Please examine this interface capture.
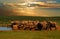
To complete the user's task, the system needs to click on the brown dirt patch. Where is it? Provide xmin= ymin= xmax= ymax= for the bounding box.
xmin=57 ymin=26 xmax=60 ymax=30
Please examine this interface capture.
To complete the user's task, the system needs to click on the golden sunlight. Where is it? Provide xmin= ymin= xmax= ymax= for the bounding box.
xmin=12 ymin=8 xmax=42 ymax=16
xmin=36 ymin=2 xmax=46 ymax=5
xmin=24 ymin=0 xmax=36 ymax=2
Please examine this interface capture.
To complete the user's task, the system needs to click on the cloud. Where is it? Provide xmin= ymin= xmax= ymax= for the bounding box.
xmin=46 ymin=0 xmax=57 ymax=3
xmin=2 ymin=2 xmax=60 ymax=8
xmin=0 ymin=2 xmax=60 ymax=16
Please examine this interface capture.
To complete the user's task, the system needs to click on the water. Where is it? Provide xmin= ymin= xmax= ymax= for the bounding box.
xmin=0 ymin=27 xmax=12 ymax=30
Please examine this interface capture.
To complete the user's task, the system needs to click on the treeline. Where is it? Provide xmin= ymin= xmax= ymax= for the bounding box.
xmin=0 ymin=16 xmax=60 ymax=24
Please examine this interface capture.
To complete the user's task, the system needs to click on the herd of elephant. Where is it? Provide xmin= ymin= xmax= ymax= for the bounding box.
xmin=9 ymin=20 xmax=57 ymax=31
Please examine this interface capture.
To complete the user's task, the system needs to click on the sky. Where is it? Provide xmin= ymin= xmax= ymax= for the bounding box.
xmin=0 ymin=0 xmax=60 ymax=3
xmin=0 ymin=0 xmax=60 ymax=16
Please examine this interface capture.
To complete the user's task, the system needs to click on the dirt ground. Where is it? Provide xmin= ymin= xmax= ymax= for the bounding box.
xmin=57 ymin=26 xmax=60 ymax=30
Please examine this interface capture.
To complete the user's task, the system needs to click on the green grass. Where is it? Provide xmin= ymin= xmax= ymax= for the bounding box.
xmin=0 ymin=30 xmax=60 ymax=39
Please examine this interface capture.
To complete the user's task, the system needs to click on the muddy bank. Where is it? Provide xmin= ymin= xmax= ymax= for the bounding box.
xmin=0 ymin=24 xmax=9 ymax=27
